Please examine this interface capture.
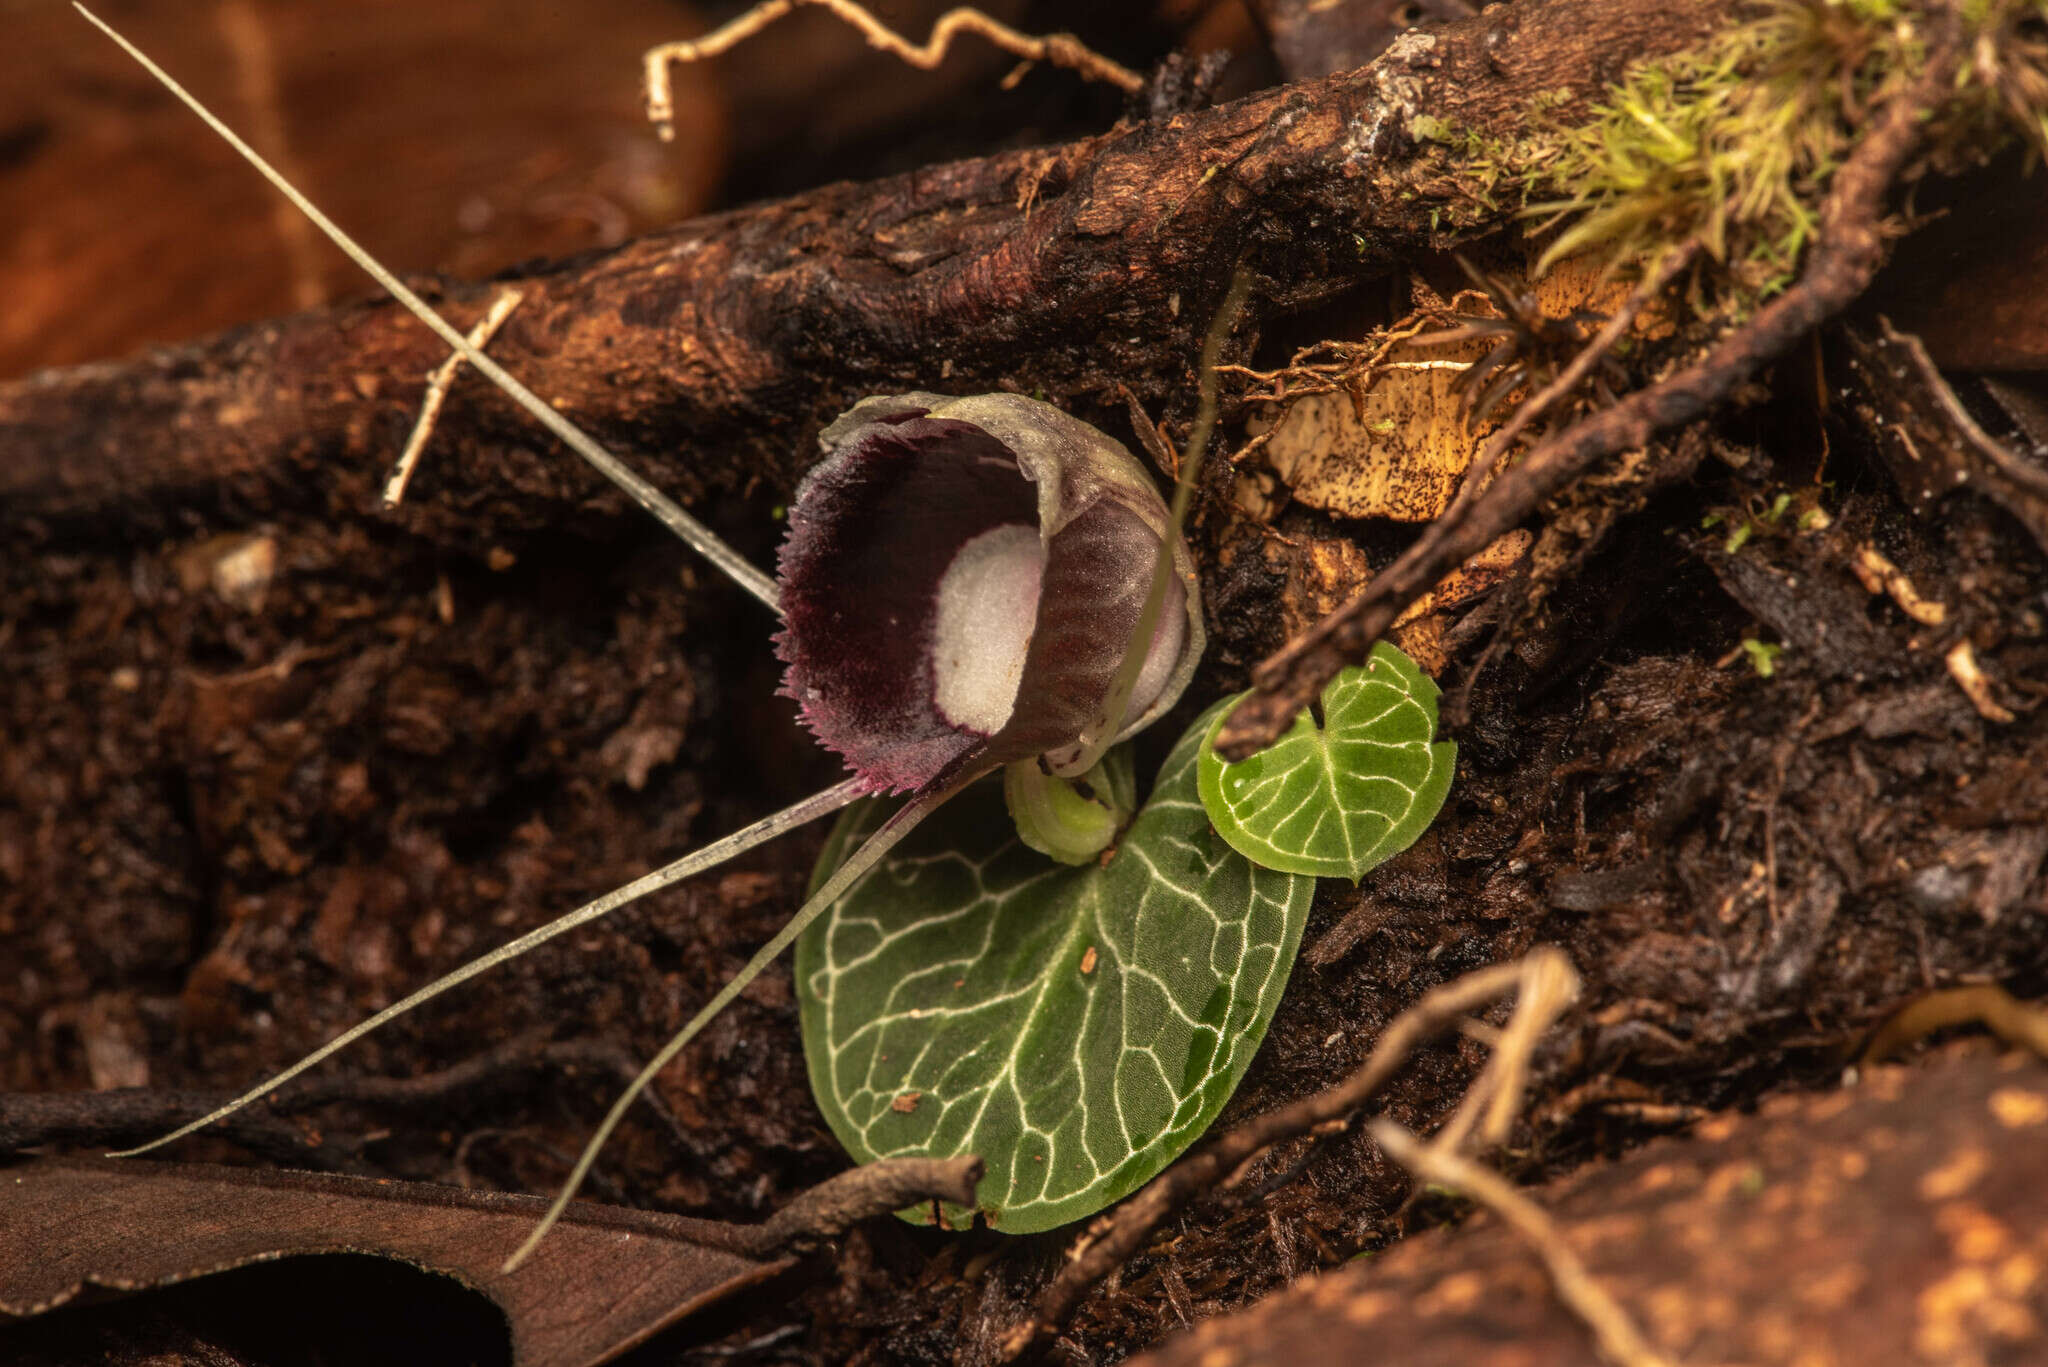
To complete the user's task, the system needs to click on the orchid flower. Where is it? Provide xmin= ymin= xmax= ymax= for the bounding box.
xmin=80 ymin=6 xmax=1220 ymax=1269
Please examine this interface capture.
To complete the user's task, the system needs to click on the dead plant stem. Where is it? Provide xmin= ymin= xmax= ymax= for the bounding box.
xmin=643 ymin=1 xmax=1141 ymax=140
xmin=1216 ymin=36 xmax=1966 ymax=760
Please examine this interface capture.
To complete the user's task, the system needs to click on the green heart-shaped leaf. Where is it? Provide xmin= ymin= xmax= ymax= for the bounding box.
xmin=797 ymin=703 xmax=1315 ymax=1233
xmin=1196 ymin=643 xmax=1456 ymax=880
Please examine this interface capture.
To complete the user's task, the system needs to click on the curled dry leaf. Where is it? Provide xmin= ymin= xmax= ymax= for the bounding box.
xmin=0 ymin=1155 xmax=974 ymax=1367
xmin=0 ymin=1158 xmax=773 ymax=1367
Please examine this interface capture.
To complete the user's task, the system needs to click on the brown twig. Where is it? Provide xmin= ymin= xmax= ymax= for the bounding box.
xmin=1000 ymin=949 xmax=1579 ymax=1358
xmin=1456 ymin=242 xmax=1699 ymax=506
xmin=1214 ymin=40 xmax=1965 ymax=760
xmin=1371 ymin=1122 xmax=1676 ymax=1367
xmin=642 ymin=1 xmax=1142 ymax=140
xmin=383 ymin=288 xmax=523 ymax=507
xmin=737 ymin=1155 xmax=984 ymax=1256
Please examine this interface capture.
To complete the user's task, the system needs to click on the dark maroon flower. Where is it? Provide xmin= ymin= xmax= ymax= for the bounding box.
xmin=776 ymin=393 xmax=1204 ymax=794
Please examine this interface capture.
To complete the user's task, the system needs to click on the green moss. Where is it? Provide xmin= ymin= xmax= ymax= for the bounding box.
xmin=1417 ymin=0 xmax=2048 ymax=295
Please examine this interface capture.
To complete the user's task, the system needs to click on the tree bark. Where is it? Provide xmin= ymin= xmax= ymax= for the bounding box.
xmin=1129 ymin=1045 xmax=2048 ymax=1367
xmin=1 ymin=0 xmax=1732 ymax=533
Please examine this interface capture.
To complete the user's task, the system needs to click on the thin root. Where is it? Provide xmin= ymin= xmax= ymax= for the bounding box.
xmin=1002 ymin=949 xmax=1582 ymax=1359
xmin=1947 ymin=640 xmax=2016 ymax=723
xmin=1372 ymin=1123 xmax=1676 ymax=1367
xmin=643 ymin=1 xmax=1142 ymax=141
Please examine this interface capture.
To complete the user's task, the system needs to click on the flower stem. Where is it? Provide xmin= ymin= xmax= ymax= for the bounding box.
xmin=1054 ymin=267 xmax=1253 ymax=777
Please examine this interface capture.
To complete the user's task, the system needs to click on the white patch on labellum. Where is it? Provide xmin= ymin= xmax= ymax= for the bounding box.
xmin=932 ymin=523 xmax=1045 ymax=734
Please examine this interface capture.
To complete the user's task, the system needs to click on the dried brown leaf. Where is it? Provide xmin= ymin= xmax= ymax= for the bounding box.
xmin=0 ymin=1158 xmax=782 ymax=1367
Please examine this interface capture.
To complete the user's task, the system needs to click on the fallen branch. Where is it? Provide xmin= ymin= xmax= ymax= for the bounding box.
xmin=1001 ymin=949 xmax=1580 ymax=1358
xmin=1214 ymin=33 xmax=1967 ymax=759
xmin=1 ymin=0 xmax=1733 ymax=530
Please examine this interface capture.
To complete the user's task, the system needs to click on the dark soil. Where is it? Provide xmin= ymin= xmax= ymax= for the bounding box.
xmin=6 ymin=353 xmax=2047 ymax=1364
xmin=5 ymin=3 xmax=2048 ymax=1364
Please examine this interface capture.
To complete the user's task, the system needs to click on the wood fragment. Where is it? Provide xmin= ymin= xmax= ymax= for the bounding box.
xmin=384 ymin=288 xmax=523 ymax=507
xmin=642 ymin=1 xmax=1142 ymax=141
xmin=1215 ymin=39 xmax=1967 ymax=759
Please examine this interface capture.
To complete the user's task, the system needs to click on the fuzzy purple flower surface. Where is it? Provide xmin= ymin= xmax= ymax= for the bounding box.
xmin=776 ymin=393 xmax=1205 ymax=794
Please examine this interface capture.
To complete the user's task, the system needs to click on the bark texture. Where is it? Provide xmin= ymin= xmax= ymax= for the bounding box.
xmin=0 ymin=0 xmax=1732 ymax=536
xmin=1131 ymin=1045 xmax=2048 ymax=1367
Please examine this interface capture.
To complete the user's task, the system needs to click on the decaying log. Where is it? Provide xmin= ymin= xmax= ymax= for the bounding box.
xmin=1 ymin=0 xmax=1732 ymax=534
xmin=1130 ymin=1045 xmax=2048 ymax=1367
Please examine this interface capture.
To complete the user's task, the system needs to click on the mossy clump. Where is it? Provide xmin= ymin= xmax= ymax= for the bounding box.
xmin=1424 ymin=0 xmax=2048 ymax=296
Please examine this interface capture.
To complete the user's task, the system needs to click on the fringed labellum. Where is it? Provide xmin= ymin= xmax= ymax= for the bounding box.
xmin=777 ymin=392 xmax=1205 ymax=796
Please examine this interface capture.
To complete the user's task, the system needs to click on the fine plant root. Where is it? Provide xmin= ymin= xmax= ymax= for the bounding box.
xmin=385 ymin=288 xmax=523 ymax=507
xmin=1371 ymin=1123 xmax=1675 ymax=1367
xmin=642 ymin=0 xmax=1143 ymax=141
xmin=1946 ymin=640 xmax=2019 ymax=724
xmin=1860 ymin=984 xmax=2048 ymax=1065
xmin=1002 ymin=948 xmax=1582 ymax=1358
xmin=1214 ymin=24 xmax=1970 ymax=761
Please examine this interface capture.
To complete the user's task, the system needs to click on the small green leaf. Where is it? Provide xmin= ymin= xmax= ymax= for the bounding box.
xmin=798 ymin=704 xmax=1315 ymax=1233
xmin=1196 ymin=643 xmax=1456 ymax=881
